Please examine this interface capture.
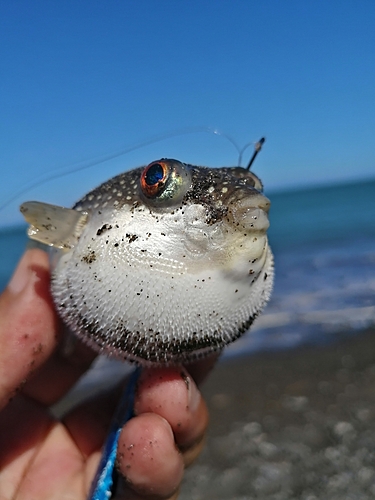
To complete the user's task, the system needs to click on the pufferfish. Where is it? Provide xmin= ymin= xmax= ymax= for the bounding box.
xmin=20 ymin=155 xmax=274 ymax=365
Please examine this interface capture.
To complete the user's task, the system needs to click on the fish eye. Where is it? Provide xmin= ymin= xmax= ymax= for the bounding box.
xmin=140 ymin=161 xmax=168 ymax=197
xmin=140 ymin=159 xmax=192 ymax=207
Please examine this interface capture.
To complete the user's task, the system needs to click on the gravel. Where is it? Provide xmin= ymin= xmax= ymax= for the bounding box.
xmin=180 ymin=329 xmax=375 ymax=499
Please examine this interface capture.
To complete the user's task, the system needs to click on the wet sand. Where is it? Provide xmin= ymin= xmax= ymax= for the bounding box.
xmin=181 ymin=328 xmax=375 ymax=499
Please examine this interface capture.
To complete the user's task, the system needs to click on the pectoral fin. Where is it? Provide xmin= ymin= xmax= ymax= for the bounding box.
xmin=20 ymin=201 xmax=89 ymax=250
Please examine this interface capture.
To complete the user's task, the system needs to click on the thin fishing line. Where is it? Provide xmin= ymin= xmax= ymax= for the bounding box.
xmin=0 ymin=126 xmax=242 ymax=211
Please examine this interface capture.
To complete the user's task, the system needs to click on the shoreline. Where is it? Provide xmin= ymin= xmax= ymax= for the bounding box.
xmin=181 ymin=327 xmax=375 ymax=499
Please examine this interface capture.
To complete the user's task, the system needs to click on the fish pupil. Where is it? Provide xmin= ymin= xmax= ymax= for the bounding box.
xmin=145 ymin=163 xmax=164 ymax=186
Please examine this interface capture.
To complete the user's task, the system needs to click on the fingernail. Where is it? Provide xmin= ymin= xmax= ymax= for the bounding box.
xmin=8 ymin=252 xmax=33 ymax=295
xmin=187 ymin=374 xmax=201 ymax=413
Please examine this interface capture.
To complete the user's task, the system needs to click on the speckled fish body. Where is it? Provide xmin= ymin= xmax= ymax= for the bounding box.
xmin=21 ymin=159 xmax=273 ymax=365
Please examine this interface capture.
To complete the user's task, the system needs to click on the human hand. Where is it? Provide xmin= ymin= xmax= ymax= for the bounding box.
xmin=0 ymin=249 xmax=216 ymax=499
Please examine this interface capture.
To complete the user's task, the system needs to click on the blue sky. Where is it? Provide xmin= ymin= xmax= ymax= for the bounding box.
xmin=1 ymin=1 xmax=374 ymax=226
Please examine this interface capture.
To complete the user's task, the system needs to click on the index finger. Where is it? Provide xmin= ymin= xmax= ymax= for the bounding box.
xmin=0 ymin=249 xmax=59 ymax=409
xmin=0 ymin=249 xmax=96 ymax=409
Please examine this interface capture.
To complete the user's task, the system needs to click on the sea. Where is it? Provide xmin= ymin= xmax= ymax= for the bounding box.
xmin=0 ymin=177 xmax=374 ymax=360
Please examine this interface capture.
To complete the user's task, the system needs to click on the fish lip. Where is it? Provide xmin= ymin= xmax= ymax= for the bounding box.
xmin=229 ymin=194 xmax=271 ymax=231
xmin=245 ymin=193 xmax=271 ymax=212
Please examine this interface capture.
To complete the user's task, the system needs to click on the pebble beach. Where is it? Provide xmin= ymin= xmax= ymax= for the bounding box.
xmin=181 ymin=328 xmax=375 ymax=500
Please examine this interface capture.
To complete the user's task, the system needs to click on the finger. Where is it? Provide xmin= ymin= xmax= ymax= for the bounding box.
xmin=62 ymin=362 xmax=215 ymax=495
xmin=0 ymin=249 xmax=60 ymax=410
xmin=134 ymin=367 xmax=209 ymax=463
xmin=63 ymin=368 xmax=205 ymax=498
xmin=0 ymin=395 xmax=89 ymax=500
xmin=0 ymin=395 xmax=54 ymax=499
xmin=116 ymin=413 xmax=184 ymax=499
xmin=0 ymin=248 xmax=97 ymax=407
xmin=23 ymin=331 xmax=97 ymax=406
xmin=63 ymin=385 xmax=184 ymax=499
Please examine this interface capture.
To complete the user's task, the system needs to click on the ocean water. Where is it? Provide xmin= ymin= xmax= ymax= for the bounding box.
xmin=0 ymin=177 xmax=374 ymax=358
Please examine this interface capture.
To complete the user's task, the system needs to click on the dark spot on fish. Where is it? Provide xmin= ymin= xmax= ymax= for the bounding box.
xmin=96 ymin=223 xmax=112 ymax=236
xmin=82 ymin=251 xmax=97 ymax=264
xmin=42 ymin=223 xmax=56 ymax=231
xmin=126 ymin=233 xmax=138 ymax=243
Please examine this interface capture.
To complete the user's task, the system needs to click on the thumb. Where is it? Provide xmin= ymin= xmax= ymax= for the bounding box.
xmin=0 ymin=249 xmax=60 ymax=410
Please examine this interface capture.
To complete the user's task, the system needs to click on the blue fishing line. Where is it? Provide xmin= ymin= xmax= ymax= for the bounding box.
xmin=88 ymin=367 xmax=142 ymax=500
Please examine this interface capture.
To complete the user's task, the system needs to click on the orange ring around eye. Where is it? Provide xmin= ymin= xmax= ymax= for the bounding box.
xmin=140 ymin=161 xmax=169 ymax=197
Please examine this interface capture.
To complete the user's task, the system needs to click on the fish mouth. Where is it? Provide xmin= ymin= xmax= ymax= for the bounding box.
xmin=229 ymin=193 xmax=271 ymax=232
